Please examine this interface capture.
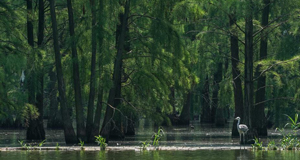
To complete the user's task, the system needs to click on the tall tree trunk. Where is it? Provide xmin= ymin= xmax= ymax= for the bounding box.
xmin=109 ymin=0 xmax=131 ymax=139
xmin=229 ymin=14 xmax=244 ymax=137
xmin=244 ymin=0 xmax=257 ymax=140
xmin=253 ymin=0 xmax=270 ymax=137
xmin=211 ymin=62 xmax=222 ymax=124
xmin=170 ymin=87 xmax=176 ymax=114
xmin=179 ymin=91 xmax=192 ymax=125
xmin=25 ymin=0 xmax=45 ymax=140
xmin=27 ymin=0 xmax=46 ymax=140
xmin=201 ymin=76 xmax=211 ymax=123
xmin=49 ymin=0 xmax=77 ymax=144
xmin=89 ymin=0 xmax=105 ymax=142
xmin=100 ymin=0 xmax=130 ymax=141
xmin=213 ymin=62 xmax=224 ymax=126
xmin=47 ymin=68 xmax=63 ymax=128
xmin=86 ymin=0 xmax=97 ymax=143
xmin=67 ymin=0 xmax=86 ymax=141
xmin=26 ymin=0 xmax=35 ymax=105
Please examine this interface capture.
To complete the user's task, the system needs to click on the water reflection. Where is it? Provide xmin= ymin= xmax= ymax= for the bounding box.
xmin=0 ymin=119 xmax=296 ymax=147
xmin=1 ymin=150 xmax=300 ymax=160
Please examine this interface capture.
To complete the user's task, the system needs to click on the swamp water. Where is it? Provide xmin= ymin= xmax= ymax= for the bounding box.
xmin=1 ymin=150 xmax=300 ymax=160
xmin=0 ymin=120 xmax=298 ymax=159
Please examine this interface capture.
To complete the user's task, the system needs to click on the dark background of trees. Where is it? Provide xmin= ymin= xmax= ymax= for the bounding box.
xmin=1 ymin=0 xmax=300 ymax=144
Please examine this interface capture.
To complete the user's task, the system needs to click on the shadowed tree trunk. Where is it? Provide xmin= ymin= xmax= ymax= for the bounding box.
xmin=201 ymin=76 xmax=211 ymax=123
xmin=26 ymin=0 xmax=35 ymax=107
xmin=26 ymin=0 xmax=45 ymax=140
xmin=100 ymin=0 xmax=130 ymax=141
xmin=229 ymin=14 xmax=244 ymax=137
xmin=49 ymin=0 xmax=77 ymax=144
xmin=47 ymin=68 xmax=63 ymax=128
xmin=86 ymin=0 xmax=97 ymax=143
xmin=211 ymin=62 xmax=222 ymax=124
xmin=89 ymin=0 xmax=105 ymax=142
xmin=67 ymin=0 xmax=86 ymax=141
xmin=244 ymin=0 xmax=257 ymax=141
xmin=170 ymin=87 xmax=175 ymax=114
xmin=213 ymin=62 xmax=225 ymax=126
xmin=179 ymin=91 xmax=192 ymax=125
xmin=109 ymin=0 xmax=132 ymax=139
xmin=253 ymin=0 xmax=270 ymax=137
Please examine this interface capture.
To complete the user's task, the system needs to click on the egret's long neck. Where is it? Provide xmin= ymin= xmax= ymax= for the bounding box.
xmin=237 ymin=119 xmax=240 ymax=129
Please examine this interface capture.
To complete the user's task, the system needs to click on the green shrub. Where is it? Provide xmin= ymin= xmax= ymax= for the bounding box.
xmin=95 ymin=135 xmax=107 ymax=150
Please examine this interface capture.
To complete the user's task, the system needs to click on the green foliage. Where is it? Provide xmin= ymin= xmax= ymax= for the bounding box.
xmin=152 ymin=127 xmax=164 ymax=147
xmin=252 ymin=137 xmax=263 ymax=150
xmin=284 ymin=114 xmax=300 ymax=130
xmin=172 ymin=1 xmax=205 ymax=21
xmin=95 ymin=135 xmax=107 ymax=150
xmin=141 ymin=141 xmax=150 ymax=150
xmin=39 ymin=139 xmax=46 ymax=147
xmin=56 ymin=143 xmax=60 ymax=150
xmin=22 ymin=104 xmax=40 ymax=128
xmin=272 ymin=114 xmax=300 ymax=150
xmin=267 ymin=140 xmax=277 ymax=150
xmin=18 ymin=140 xmax=27 ymax=149
xmin=79 ymin=139 xmax=84 ymax=150
xmin=280 ymin=135 xmax=298 ymax=150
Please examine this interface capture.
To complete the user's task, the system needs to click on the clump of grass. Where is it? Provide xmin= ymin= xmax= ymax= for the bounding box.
xmin=56 ymin=143 xmax=60 ymax=150
xmin=152 ymin=127 xmax=164 ymax=147
xmin=78 ymin=139 xmax=85 ymax=150
xmin=252 ymin=137 xmax=263 ymax=150
xmin=18 ymin=140 xmax=28 ymax=149
xmin=95 ymin=135 xmax=107 ymax=150
xmin=267 ymin=140 xmax=277 ymax=150
xmin=39 ymin=139 xmax=46 ymax=147
xmin=141 ymin=141 xmax=150 ymax=150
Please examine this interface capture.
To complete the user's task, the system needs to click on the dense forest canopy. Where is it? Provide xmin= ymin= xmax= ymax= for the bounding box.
xmin=1 ymin=0 xmax=300 ymax=143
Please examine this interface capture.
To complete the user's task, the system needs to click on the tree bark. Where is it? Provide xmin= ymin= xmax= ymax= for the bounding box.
xmin=67 ymin=0 xmax=86 ymax=141
xmin=109 ymin=0 xmax=132 ymax=139
xmin=211 ymin=62 xmax=222 ymax=124
xmin=26 ymin=0 xmax=35 ymax=105
xmin=244 ymin=0 xmax=257 ymax=140
xmin=49 ymin=0 xmax=77 ymax=144
xmin=89 ymin=0 xmax=105 ymax=142
xmin=86 ymin=0 xmax=97 ymax=143
xmin=229 ymin=14 xmax=244 ymax=137
xmin=213 ymin=62 xmax=224 ymax=126
xmin=26 ymin=0 xmax=46 ymax=140
xmin=100 ymin=0 xmax=130 ymax=141
xmin=201 ymin=76 xmax=211 ymax=123
xmin=47 ymin=68 xmax=63 ymax=128
xmin=179 ymin=91 xmax=192 ymax=125
xmin=253 ymin=0 xmax=270 ymax=136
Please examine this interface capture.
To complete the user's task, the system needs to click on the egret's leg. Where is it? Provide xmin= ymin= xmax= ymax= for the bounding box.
xmin=243 ymin=133 xmax=245 ymax=149
xmin=239 ymin=133 xmax=241 ymax=150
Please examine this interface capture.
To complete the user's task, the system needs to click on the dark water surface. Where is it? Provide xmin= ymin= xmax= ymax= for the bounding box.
xmin=0 ymin=120 xmax=288 ymax=147
xmin=1 ymin=119 xmax=299 ymax=159
xmin=0 ymin=150 xmax=300 ymax=160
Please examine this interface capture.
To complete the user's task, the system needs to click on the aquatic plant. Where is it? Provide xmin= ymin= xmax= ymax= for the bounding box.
xmin=95 ymin=135 xmax=107 ymax=150
xmin=56 ymin=143 xmax=60 ymax=150
xmin=79 ymin=139 xmax=85 ymax=150
xmin=267 ymin=140 xmax=277 ymax=150
xmin=18 ymin=140 xmax=27 ymax=149
xmin=284 ymin=114 xmax=300 ymax=131
xmin=252 ymin=137 xmax=263 ymax=150
xmin=280 ymin=135 xmax=299 ymax=150
xmin=275 ymin=114 xmax=300 ymax=150
xmin=153 ymin=127 xmax=164 ymax=147
xmin=141 ymin=141 xmax=150 ymax=150
xmin=39 ymin=139 xmax=46 ymax=147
